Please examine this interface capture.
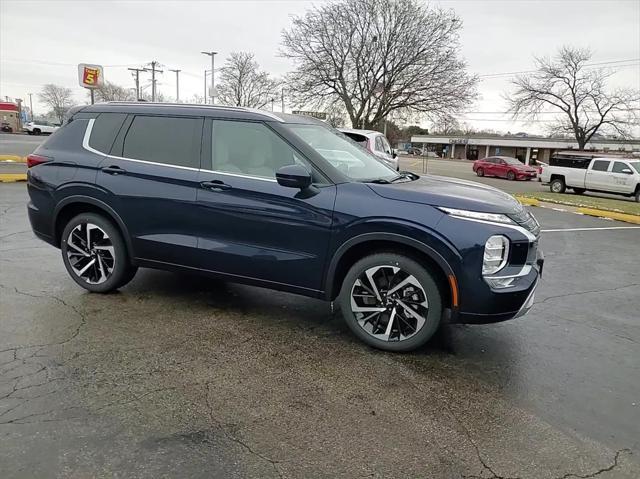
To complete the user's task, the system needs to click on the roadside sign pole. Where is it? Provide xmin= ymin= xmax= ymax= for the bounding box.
xmin=90 ymin=90 xmax=95 ymax=105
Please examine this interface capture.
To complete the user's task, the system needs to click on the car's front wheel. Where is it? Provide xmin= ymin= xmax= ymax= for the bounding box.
xmin=507 ymin=170 xmax=516 ymax=181
xmin=61 ymin=213 xmax=137 ymax=293
xmin=338 ymin=252 xmax=443 ymax=352
xmin=476 ymin=168 xmax=484 ymax=177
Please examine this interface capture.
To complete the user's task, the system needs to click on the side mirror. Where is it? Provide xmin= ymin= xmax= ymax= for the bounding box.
xmin=392 ymin=150 xmax=398 ymax=159
xmin=621 ymin=168 xmax=633 ymax=175
xmin=276 ymin=164 xmax=312 ymax=189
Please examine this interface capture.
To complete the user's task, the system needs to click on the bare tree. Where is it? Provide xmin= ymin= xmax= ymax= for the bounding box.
xmin=38 ymin=84 xmax=76 ymax=124
xmin=281 ymin=0 xmax=477 ymax=129
xmin=216 ymin=52 xmax=279 ymax=109
xmin=91 ymin=81 xmax=136 ymax=102
xmin=506 ymin=46 xmax=639 ymax=149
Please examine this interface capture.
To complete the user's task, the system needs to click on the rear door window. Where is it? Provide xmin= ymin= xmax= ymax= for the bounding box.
xmin=591 ymin=160 xmax=610 ymax=172
xmin=380 ymin=136 xmax=392 ymax=154
xmin=89 ymin=113 xmax=127 ymax=153
xmin=122 ymin=115 xmax=202 ymax=168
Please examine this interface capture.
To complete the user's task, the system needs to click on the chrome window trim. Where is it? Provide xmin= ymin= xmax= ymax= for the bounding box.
xmin=83 ymin=118 xmax=279 ymax=181
xmin=448 ymin=215 xmax=538 ymax=242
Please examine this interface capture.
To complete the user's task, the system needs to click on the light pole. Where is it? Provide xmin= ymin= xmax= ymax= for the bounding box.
xmin=169 ymin=69 xmax=181 ymax=102
xmin=28 ymin=93 xmax=33 ymax=121
xmin=201 ymin=51 xmax=218 ymax=104
xmin=204 ymin=69 xmax=211 ymax=104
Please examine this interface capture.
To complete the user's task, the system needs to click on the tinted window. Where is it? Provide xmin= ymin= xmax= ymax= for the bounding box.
xmin=123 ymin=116 xmax=202 ymax=168
xmin=90 ymin=113 xmax=127 ymax=153
xmin=612 ymin=162 xmax=630 ymax=173
xmin=210 ymin=120 xmax=305 ymax=179
xmin=343 ymin=132 xmax=368 ymax=147
xmin=375 ymin=136 xmax=384 ymax=152
xmin=591 ymin=160 xmax=610 ymax=172
xmin=549 ymin=156 xmax=591 ymax=169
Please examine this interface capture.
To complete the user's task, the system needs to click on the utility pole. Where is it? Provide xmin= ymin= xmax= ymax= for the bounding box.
xmin=128 ymin=67 xmax=147 ymax=100
xmin=201 ymin=51 xmax=217 ymax=104
xmin=204 ymin=69 xmax=210 ymax=104
xmin=148 ymin=61 xmax=163 ymax=102
xmin=169 ymin=69 xmax=181 ymax=102
xmin=281 ymin=88 xmax=285 ymax=113
xmin=28 ymin=93 xmax=33 ymax=121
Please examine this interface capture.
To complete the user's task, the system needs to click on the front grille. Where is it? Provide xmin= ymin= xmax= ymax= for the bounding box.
xmin=508 ymin=209 xmax=541 ymax=237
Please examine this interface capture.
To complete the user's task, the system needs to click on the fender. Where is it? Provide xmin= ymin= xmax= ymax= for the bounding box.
xmin=323 ymin=231 xmax=458 ymax=301
xmin=53 ymin=194 xmax=135 ymax=256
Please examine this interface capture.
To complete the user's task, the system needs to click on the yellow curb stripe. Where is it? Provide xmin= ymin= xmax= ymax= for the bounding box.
xmin=514 ymin=196 xmax=539 ymax=206
xmin=0 ymin=174 xmax=27 ymax=183
xmin=0 ymin=155 xmax=26 ymax=163
xmin=577 ymin=207 xmax=640 ymax=225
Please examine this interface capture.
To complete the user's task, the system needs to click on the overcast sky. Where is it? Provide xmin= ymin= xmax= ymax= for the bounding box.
xmin=1 ymin=0 xmax=638 ymax=134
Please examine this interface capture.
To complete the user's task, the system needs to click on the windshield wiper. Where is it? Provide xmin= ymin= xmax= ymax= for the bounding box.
xmin=366 ymin=178 xmax=392 ymax=184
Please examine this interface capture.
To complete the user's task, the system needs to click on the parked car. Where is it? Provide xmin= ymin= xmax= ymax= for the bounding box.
xmin=23 ymin=120 xmax=59 ymax=135
xmin=473 ymin=156 xmax=538 ymax=181
xmin=26 ymin=102 xmax=543 ymax=352
xmin=540 ymin=155 xmax=640 ymax=202
xmin=338 ymin=128 xmax=398 ymax=170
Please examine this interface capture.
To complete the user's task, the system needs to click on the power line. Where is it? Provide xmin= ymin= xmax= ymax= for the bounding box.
xmin=478 ymin=58 xmax=640 ymax=79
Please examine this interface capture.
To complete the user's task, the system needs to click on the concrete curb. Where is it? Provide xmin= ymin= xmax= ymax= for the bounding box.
xmin=515 ymin=195 xmax=640 ymax=225
xmin=514 ymin=196 xmax=539 ymax=206
xmin=0 ymin=174 xmax=27 ymax=183
xmin=577 ymin=207 xmax=640 ymax=225
xmin=0 ymin=155 xmax=26 ymax=163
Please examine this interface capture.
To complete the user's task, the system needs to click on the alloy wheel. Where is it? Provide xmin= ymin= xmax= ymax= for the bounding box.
xmin=350 ymin=265 xmax=429 ymax=342
xmin=66 ymin=223 xmax=115 ymax=284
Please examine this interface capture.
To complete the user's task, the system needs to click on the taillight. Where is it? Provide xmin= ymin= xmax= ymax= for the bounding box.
xmin=26 ymin=154 xmax=52 ymax=168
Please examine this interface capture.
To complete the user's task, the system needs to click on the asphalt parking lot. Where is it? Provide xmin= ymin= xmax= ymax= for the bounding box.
xmin=1 ymin=182 xmax=639 ymax=478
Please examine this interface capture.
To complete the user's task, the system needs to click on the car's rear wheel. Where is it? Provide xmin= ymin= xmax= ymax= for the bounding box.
xmin=61 ymin=213 xmax=137 ymax=293
xmin=476 ymin=168 xmax=484 ymax=177
xmin=573 ymin=188 xmax=586 ymax=195
xmin=550 ymin=178 xmax=566 ymax=194
xmin=507 ymin=170 xmax=516 ymax=181
xmin=635 ymin=189 xmax=640 ymax=203
xmin=33 ymin=128 xmax=41 ymax=135
xmin=338 ymin=252 xmax=443 ymax=352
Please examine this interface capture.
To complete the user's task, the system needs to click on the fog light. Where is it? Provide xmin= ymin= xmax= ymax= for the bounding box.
xmin=483 ymin=235 xmax=509 ymax=275
xmin=485 ymin=277 xmax=516 ymax=289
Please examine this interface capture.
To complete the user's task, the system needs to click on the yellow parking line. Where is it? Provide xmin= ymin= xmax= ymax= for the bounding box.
xmin=0 ymin=173 xmax=27 ymax=183
xmin=514 ymin=196 xmax=540 ymax=206
xmin=0 ymin=155 xmax=26 ymax=163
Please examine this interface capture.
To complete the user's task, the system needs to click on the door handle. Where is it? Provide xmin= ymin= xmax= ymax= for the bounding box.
xmin=200 ymin=180 xmax=231 ymax=191
xmin=101 ymin=165 xmax=127 ymax=175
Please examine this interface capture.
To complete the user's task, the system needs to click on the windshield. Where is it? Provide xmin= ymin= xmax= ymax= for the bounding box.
xmin=630 ymin=162 xmax=640 ymax=174
xmin=287 ymin=124 xmax=398 ymax=181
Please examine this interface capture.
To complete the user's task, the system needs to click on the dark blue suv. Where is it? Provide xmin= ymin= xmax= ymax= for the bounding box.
xmin=27 ymin=102 xmax=543 ymax=351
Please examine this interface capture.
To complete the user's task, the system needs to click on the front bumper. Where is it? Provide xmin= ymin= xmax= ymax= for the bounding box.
xmin=453 ymin=250 xmax=544 ymax=324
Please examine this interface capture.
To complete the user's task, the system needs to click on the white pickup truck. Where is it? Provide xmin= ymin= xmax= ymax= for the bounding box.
xmin=22 ymin=121 xmax=59 ymax=135
xmin=540 ymin=155 xmax=640 ymax=202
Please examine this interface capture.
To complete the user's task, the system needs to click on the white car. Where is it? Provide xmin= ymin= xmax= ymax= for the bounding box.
xmin=540 ymin=155 xmax=640 ymax=202
xmin=23 ymin=121 xmax=59 ymax=135
xmin=338 ymin=128 xmax=399 ymax=170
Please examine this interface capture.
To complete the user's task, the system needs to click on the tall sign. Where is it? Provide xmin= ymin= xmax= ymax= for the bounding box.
xmin=78 ymin=64 xmax=104 ymax=104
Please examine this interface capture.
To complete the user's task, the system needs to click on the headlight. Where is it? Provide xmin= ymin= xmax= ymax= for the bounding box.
xmin=439 ymin=207 xmax=514 ymax=225
xmin=483 ymin=235 xmax=509 ymax=275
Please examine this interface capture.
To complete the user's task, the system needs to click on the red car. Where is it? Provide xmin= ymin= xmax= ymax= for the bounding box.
xmin=472 ymin=156 xmax=538 ymax=181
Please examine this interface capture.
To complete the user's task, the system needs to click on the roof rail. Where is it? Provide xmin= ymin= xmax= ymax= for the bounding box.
xmin=102 ymin=101 xmax=284 ymax=122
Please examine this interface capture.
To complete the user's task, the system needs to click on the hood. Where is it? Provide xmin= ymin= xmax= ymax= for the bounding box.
xmin=368 ymin=175 xmax=523 ymax=214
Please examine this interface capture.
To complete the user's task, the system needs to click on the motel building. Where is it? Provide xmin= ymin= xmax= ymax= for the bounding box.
xmin=410 ymin=134 xmax=640 ymax=165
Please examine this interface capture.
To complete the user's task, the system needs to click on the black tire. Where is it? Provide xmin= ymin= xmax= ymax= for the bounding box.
xmin=33 ymin=128 xmax=41 ymax=135
xmin=61 ymin=213 xmax=137 ymax=293
xmin=550 ymin=178 xmax=566 ymax=194
xmin=635 ymin=189 xmax=640 ymax=203
xmin=476 ymin=168 xmax=484 ymax=177
xmin=573 ymin=188 xmax=586 ymax=195
xmin=338 ymin=252 xmax=443 ymax=352
xmin=507 ymin=170 xmax=516 ymax=181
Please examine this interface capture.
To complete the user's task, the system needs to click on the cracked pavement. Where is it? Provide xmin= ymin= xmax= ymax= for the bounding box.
xmin=1 ymin=183 xmax=639 ymax=478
